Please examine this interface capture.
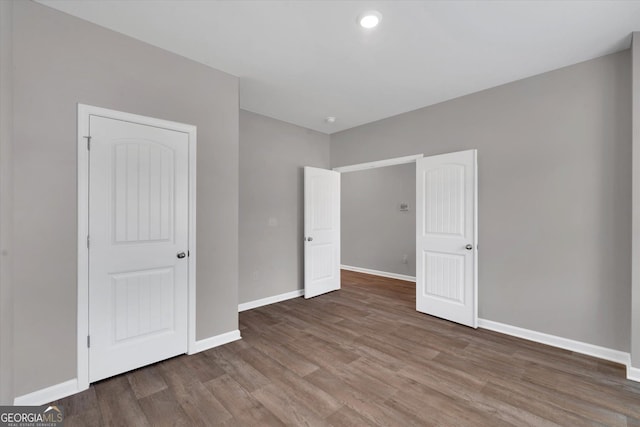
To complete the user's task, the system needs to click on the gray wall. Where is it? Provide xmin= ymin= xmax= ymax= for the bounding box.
xmin=331 ymin=51 xmax=632 ymax=352
xmin=0 ymin=0 xmax=14 ymax=405
xmin=239 ymin=110 xmax=330 ymax=304
xmin=632 ymin=33 xmax=640 ymax=369
xmin=341 ymin=164 xmax=416 ymax=277
xmin=10 ymin=1 xmax=239 ymax=397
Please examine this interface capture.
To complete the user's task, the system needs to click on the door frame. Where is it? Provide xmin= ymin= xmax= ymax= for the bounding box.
xmin=332 ymin=154 xmax=424 ymax=173
xmin=76 ymin=104 xmax=197 ymax=391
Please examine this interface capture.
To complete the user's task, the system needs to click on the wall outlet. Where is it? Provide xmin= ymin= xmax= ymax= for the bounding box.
xmin=402 ymin=254 xmax=408 ymax=264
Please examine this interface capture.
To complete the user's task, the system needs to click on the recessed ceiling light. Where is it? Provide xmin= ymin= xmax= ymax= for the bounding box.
xmin=358 ymin=11 xmax=382 ymax=29
xmin=325 ymin=116 xmax=337 ymax=124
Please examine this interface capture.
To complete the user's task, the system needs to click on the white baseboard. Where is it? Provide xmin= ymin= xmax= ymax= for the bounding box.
xmin=12 ymin=322 xmax=640 ymax=406
xmin=15 ymin=331 xmax=242 ymax=405
xmin=14 ymin=378 xmax=79 ymax=406
xmin=238 ymin=289 xmax=304 ymax=312
xmin=478 ymin=318 xmax=632 ymax=369
xmin=341 ymin=265 xmax=416 ymax=282
xmin=189 ymin=329 xmax=241 ymax=354
xmin=628 ymin=366 xmax=640 ymax=382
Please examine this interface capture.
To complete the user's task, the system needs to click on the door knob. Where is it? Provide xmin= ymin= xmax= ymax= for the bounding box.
xmin=177 ymin=252 xmax=186 ymax=259
xmin=307 ymin=237 xmax=313 ymax=242
xmin=465 ymin=244 xmax=472 ymax=250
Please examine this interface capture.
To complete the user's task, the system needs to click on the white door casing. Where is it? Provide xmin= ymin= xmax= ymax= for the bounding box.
xmin=77 ymin=105 xmax=197 ymax=388
xmin=416 ymin=150 xmax=478 ymax=327
xmin=304 ymin=167 xmax=341 ymax=298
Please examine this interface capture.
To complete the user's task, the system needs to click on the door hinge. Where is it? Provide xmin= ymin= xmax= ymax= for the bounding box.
xmin=84 ymin=136 xmax=91 ymax=150
xmin=87 ymin=335 xmax=90 ymax=348
xmin=87 ymin=235 xmax=90 ymax=249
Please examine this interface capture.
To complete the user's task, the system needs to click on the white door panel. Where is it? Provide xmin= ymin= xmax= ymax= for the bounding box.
xmin=416 ymin=150 xmax=477 ymax=327
xmin=89 ymin=116 xmax=189 ymax=382
xmin=304 ymin=167 xmax=340 ymax=298
xmin=111 ymin=267 xmax=175 ymax=342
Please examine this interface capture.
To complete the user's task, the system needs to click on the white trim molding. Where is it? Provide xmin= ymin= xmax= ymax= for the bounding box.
xmin=628 ymin=366 xmax=640 ymax=382
xmin=333 ymin=154 xmax=423 ymax=173
xmin=238 ymin=289 xmax=304 ymax=312
xmin=341 ymin=265 xmax=416 ymax=283
xmin=188 ymin=330 xmax=241 ymax=354
xmin=77 ymin=104 xmax=198 ymax=390
xmin=478 ymin=319 xmax=634 ymax=376
xmin=13 ymin=379 xmax=79 ymax=406
xmin=17 ymin=329 xmax=241 ymax=404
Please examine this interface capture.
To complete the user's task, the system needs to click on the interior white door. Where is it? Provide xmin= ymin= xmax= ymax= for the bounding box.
xmin=416 ymin=150 xmax=477 ymax=327
xmin=304 ymin=167 xmax=340 ymax=298
xmin=88 ymin=115 xmax=189 ymax=382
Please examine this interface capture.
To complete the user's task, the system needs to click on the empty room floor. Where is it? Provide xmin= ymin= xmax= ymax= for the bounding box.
xmin=54 ymin=270 xmax=640 ymax=426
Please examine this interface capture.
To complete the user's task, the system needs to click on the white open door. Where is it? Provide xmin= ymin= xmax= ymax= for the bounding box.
xmin=88 ymin=115 xmax=190 ymax=382
xmin=304 ymin=167 xmax=340 ymax=298
xmin=416 ymin=150 xmax=478 ymax=328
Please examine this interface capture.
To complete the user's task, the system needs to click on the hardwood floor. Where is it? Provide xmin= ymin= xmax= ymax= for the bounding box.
xmin=54 ymin=270 xmax=640 ymax=426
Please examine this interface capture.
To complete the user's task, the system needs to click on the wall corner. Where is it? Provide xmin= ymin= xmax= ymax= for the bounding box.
xmin=631 ymin=31 xmax=640 ymax=372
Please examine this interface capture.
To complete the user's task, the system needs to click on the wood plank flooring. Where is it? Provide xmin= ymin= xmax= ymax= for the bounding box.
xmin=53 ymin=270 xmax=640 ymax=426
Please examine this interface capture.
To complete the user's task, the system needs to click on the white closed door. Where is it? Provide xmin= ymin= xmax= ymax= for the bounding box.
xmin=304 ymin=167 xmax=340 ymax=298
xmin=416 ymin=150 xmax=478 ymax=328
xmin=89 ymin=116 xmax=189 ymax=382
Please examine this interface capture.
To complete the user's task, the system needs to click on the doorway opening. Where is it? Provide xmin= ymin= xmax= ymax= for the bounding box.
xmin=340 ymin=161 xmax=417 ymax=282
xmin=304 ymin=151 xmax=478 ymax=328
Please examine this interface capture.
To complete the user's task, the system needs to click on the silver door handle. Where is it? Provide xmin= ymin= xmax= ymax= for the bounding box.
xmin=465 ymin=244 xmax=472 ymax=250
xmin=177 ymin=252 xmax=186 ymax=259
